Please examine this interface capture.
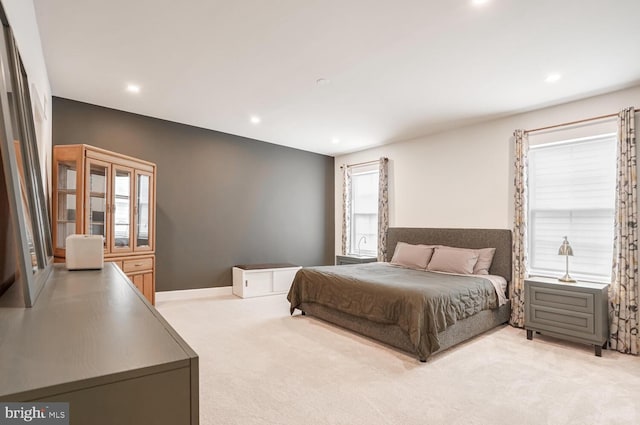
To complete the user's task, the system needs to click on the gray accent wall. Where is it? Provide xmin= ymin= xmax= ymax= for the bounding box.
xmin=52 ymin=97 xmax=334 ymax=291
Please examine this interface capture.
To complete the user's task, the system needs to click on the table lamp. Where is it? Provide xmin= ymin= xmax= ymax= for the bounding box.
xmin=558 ymin=236 xmax=576 ymax=282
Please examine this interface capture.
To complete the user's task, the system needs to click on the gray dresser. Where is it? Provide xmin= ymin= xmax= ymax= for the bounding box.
xmin=524 ymin=277 xmax=609 ymax=356
xmin=335 ymin=255 xmax=377 ymax=265
xmin=0 ymin=264 xmax=199 ymax=424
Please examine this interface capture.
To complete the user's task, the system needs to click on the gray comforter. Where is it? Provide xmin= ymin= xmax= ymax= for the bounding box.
xmin=287 ymin=263 xmax=498 ymax=359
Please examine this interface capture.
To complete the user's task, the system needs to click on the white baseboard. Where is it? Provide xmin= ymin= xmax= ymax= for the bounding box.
xmin=156 ymin=286 xmax=233 ymax=302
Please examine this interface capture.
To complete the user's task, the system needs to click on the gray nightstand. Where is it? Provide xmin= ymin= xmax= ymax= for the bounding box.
xmin=524 ymin=277 xmax=609 ymax=356
xmin=336 ymin=255 xmax=377 ymax=265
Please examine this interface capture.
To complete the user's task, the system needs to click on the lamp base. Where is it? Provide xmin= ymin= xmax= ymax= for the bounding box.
xmin=558 ymin=274 xmax=576 ymax=283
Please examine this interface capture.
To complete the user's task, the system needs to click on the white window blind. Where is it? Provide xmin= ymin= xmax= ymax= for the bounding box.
xmin=349 ymin=164 xmax=379 ymax=256
xmin=528 ymin=134 xmax=616 ymax=282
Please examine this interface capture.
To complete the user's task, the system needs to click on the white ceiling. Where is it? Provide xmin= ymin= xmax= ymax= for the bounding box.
xmin=34 ymin=0 xmax=640 ymax=156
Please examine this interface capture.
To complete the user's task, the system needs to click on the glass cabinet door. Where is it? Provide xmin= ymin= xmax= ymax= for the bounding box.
xmin=55 ymin=160 xmax=79 ymax=251
xmin=111 ymin=166 xmax=133 ymax=253
xmin=134 ymin=170 xmax=153 ymax=252
xmin=85 ymin=159 xmax=110 ymax=251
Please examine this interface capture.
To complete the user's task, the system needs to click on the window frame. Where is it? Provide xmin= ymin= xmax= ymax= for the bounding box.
xmin=527 ymin=133 xmax=616 ymax=283
xmin=348 ymin=164 xmax=379 ymax=257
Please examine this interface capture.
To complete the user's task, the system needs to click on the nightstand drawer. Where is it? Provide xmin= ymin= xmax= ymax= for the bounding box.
xmin=529 ymin=285 xmax=594 ymax=314
xmin=530 ymin=304 xmax=594 ymax=336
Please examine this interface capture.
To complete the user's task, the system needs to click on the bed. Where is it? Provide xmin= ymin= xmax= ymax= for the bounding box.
xmin=287 ymin=227 xmax=512 ymax=362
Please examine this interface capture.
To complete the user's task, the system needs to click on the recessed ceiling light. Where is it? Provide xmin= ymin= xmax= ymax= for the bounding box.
xmin=126 ymin=84 xmax=140 ymax=93
xmin=250 ymin=115 xmax=261 ymax=124
xmin=316 ymin=78 xmax=331 ymax=86
xmin=545 ymin=73 xmax=562 ymax=83
xmin=332 ymin=138 xmax=340 ymax=144
xmin=471 ymin=0 xmax=490 ymax=6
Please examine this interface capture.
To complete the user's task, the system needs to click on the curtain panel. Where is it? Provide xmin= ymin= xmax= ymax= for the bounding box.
xmin=510 ymin=129 xmax=529 ymax=327
xmin=341 ymin=166 xmax=352 ymax=255
xmin=610 ymin=107 xmax=638 ymax=355
xmin=378 ymin=158 xmax=389 ymax=261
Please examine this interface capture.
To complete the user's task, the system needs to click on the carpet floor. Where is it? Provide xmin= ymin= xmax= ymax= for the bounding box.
xmin=156 ymin=291 xmax=640 ymax=425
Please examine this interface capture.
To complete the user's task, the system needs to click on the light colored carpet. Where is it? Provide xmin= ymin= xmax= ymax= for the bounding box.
xmin=157 ymin=291 xmax=640 ymax=425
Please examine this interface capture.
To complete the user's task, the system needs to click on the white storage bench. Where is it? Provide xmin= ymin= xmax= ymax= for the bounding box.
xmin=232 ymin=263 xmax=301 ymax=298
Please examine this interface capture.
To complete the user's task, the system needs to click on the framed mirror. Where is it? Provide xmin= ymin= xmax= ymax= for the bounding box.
xmin=0 ymin=8 xmax=53 ymax=307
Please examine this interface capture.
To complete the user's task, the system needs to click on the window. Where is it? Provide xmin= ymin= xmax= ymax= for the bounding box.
xmin=528 ymin=134 xmax=616 ymax=282
xmin=349 ymin=164 xmax=379 ymax=256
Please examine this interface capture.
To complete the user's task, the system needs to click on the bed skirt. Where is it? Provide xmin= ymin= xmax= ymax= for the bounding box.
xmin=297 ymin=301 xmax=511 ymax=362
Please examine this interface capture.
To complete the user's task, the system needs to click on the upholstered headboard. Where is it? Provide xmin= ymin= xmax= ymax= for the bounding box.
xmin=386 ymin=228 xmax=513 ymax=282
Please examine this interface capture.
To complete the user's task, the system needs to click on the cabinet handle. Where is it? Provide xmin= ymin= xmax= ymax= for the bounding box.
xmin=245 ymin=280 xmax=248 ymax=287
xmin=134 ymin=263 xmax=143 ymax=267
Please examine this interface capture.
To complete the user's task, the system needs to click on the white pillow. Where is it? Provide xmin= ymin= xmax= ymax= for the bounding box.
xmin=390 ymin=242 xmax=434 ymax=270
xmin=473 ymin=247 xmax=496 ymax=275
xmin=427 ymin=247 xmax=479 ymax=274
xmin=434 ymin=246 xmax=496 ymax=275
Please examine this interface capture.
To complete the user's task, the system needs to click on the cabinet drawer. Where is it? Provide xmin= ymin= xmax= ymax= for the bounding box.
xmin=529 ymin=285 xmax=594 ymax=314
xmin=530 ymin=304 xmax=595 ymax=336
xmin=107 ymin=260 xmax=124 ymax=271
xmin=123 ymin=257 xmax=153 ymax=273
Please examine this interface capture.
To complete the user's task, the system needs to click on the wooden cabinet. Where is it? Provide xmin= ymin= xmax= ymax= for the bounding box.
xmin=53 ymin=145 xmax=157 ymax=304
xmin=122 ymin=256 xmax=155 ymax=304
xmin=524 ymin=277 xmax=609 ymax=356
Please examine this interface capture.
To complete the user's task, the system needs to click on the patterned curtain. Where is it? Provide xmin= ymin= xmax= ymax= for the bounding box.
xmin=341 ymin=166 xmax=352 ymax=255
xmin=510 ymin=130 xmax=529 ymax=327
xmin=378 ymin=158 xmax=389 ymax=261
xmin=610 ymin=107 xmax=638 ymax=355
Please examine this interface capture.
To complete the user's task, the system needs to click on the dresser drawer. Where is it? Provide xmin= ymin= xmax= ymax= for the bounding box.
xmin=529 ymin=285 xmax=594 ymax=314
xmin=123 ymin=257 xmax=153 ymax=273
xmin=529 ymin=304 xmax=595 ymax=336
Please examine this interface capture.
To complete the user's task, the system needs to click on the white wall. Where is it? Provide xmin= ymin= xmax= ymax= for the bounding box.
xmin=2 ymin=0 xmax=52 ymax=192
xmin=335 ymin=85 xmax=640 ymax=255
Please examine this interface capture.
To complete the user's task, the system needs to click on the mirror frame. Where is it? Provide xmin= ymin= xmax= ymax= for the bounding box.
xmin=0 ymin=8 xmax=53 ymax=307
